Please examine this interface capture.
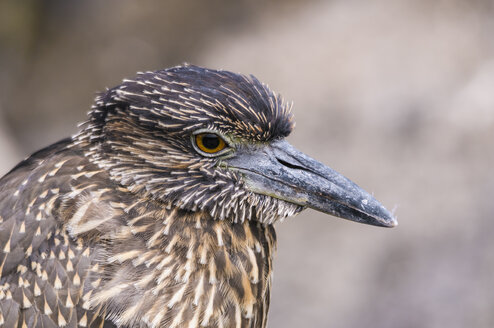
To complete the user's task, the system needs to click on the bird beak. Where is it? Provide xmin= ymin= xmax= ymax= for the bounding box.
xmin=224 ymin=140 xmax=397 ymax=227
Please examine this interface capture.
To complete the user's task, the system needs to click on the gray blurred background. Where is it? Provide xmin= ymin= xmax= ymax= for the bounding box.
xmin=1 ymin=0 xmax=493 ymax=327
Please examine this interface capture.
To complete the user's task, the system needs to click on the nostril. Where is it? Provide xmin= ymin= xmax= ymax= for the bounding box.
xmin=276 ymin=157 xmax=306 ymax=170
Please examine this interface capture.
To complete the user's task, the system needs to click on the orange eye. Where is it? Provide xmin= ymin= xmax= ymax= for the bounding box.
xmin=194 ymin=133 xmax=227 ymax=154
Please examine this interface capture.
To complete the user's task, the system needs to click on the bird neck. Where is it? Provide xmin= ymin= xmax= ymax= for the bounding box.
xmin=58 ymin=159 xmax=278 ymax=327
xmin=88 ymin=204 xmax=277 ymax=327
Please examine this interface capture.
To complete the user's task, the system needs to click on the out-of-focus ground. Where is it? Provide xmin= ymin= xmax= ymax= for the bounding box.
xmin=1 ymin=0 xmax=493 ymax=327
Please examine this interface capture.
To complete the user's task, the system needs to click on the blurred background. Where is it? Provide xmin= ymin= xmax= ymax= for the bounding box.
xmin=1 ymin=0 xmax=493 ymax=327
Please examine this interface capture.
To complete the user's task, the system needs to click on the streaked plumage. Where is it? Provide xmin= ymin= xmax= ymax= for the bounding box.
xmin=0 ymin=65 xmax=396 ymax=327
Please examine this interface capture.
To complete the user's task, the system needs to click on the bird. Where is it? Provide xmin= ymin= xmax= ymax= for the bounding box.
xmin=0 ymin=65 xmax=396 ymax=328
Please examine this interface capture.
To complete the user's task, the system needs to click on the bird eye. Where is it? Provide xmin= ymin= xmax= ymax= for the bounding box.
xmin=194 ymin=133 xmax=227 ymax=155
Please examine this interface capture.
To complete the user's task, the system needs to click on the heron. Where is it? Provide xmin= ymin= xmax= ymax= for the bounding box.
xmin=0 ymin=65 xmax=396 ymax=327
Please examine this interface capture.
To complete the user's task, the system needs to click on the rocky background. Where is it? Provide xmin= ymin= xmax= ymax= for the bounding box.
xmin=1 ymin=0 xmax=493 ymax=327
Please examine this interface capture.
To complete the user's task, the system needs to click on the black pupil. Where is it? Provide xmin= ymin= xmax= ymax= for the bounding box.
xmin=202 ymin=134 xmax=220 ymax=149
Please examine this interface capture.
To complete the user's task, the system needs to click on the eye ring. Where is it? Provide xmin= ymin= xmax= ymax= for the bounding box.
xmin=192 ymin=131 xmax=229 ymax=157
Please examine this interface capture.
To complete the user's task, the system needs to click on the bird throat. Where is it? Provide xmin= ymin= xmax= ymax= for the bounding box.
xmin=72 ymin=197 xmax=277 ymax=327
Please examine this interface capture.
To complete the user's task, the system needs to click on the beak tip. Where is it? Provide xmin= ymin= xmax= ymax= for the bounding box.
xmin=380 ymin=207 xmax=398 ymax=227
xmin=364 ymin=201 xmax=398 ymax=228
xmin=386 ymin=217 xmax=399 ymax=228
xmin=371 ymin=204 xmax=398 ymax=228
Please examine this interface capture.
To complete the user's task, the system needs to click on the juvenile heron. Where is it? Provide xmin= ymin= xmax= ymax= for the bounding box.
xmin=0 ymin=65 xmax=396 ymax=327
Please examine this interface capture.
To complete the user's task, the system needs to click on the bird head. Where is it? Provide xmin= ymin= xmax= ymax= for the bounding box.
xmin=77 ymin=65 xmax=396 ymax=227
